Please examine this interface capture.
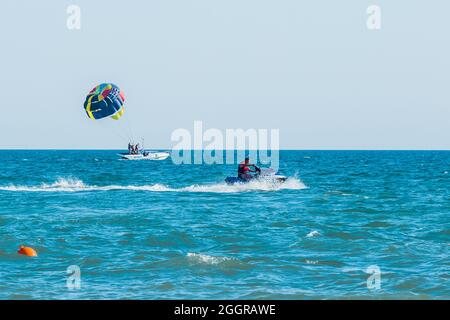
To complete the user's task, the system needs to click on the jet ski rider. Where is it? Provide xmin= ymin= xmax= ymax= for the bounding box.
xmin=238 ymin=157 xmax=260 ymax=181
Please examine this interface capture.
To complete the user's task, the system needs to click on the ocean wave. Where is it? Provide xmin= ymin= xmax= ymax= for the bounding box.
xmin=0 ymin=177 xmax=307 ymax=193
xmin=306 ymin=230 xmax=320 ymax=238
xmin=186 ymin=253 xmax=235 ymax=265
xmin=180 ymin=177 xmax=306 ymax=193
xmin=0 ymin=178 xmax=88 ymax=192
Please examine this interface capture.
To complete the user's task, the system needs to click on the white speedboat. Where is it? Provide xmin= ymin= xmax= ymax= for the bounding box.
xmin=119 ymin=151 xmax=170 ymax=161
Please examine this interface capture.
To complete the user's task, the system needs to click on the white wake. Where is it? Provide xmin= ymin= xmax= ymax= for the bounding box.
xmin=0 ymin=177 xmax=307 ymax=193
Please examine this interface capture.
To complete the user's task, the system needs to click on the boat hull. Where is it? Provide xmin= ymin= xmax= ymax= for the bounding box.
xmin=119 ymin=152 xmax=170 ymax=161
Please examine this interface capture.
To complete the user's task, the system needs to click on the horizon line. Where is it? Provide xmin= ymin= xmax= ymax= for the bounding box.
xmin=0 ymin=148 xmax=449 ymax=151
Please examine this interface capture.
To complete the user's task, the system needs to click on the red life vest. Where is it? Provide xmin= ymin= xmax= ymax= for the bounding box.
xmin=238 ymin=163 xmax=250 ymax=175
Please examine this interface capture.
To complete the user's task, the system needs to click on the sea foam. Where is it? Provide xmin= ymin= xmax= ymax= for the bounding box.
xmin=186 ymin=253 xmax=234 ymax=265
xmin=0 ymin=177 xmax=307 ymax=193
xmin=306 ymin=230 xmax=320 ymax=238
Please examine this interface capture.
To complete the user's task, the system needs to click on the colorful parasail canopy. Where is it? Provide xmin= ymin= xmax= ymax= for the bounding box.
xmin=84 ymin=83 xmax=125 ymax=120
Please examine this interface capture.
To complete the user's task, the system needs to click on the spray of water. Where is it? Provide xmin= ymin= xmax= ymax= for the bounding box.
xmin=0 ymin=177 xmax=307 ymax=193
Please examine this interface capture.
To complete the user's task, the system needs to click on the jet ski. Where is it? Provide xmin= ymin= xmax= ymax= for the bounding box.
xmin=119 ymin=151 xmax=170 ymax=160
xmin=225 ymin=167 xmax=287 ymax=185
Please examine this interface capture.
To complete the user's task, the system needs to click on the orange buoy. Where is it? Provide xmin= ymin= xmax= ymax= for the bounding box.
xmin=18 ymin=246 xmax=38 ymax=257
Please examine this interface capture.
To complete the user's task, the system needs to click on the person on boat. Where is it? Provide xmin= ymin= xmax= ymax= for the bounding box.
xmin=238 ymin=157 xmax=259 ymax=181
xmin=128 ymin=143 xmax=132 ymax=154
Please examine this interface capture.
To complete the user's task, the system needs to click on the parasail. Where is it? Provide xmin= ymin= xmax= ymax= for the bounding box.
xmin=83 ymin=83 xmax=125 ymax=120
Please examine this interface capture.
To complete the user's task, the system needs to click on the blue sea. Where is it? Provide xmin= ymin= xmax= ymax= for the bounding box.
xmin=0 ymin=150 xmax=448 ymax=299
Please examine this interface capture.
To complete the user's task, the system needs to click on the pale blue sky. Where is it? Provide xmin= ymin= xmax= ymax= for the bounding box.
xmin=0 ymin=1 xmax=449 ymax=149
